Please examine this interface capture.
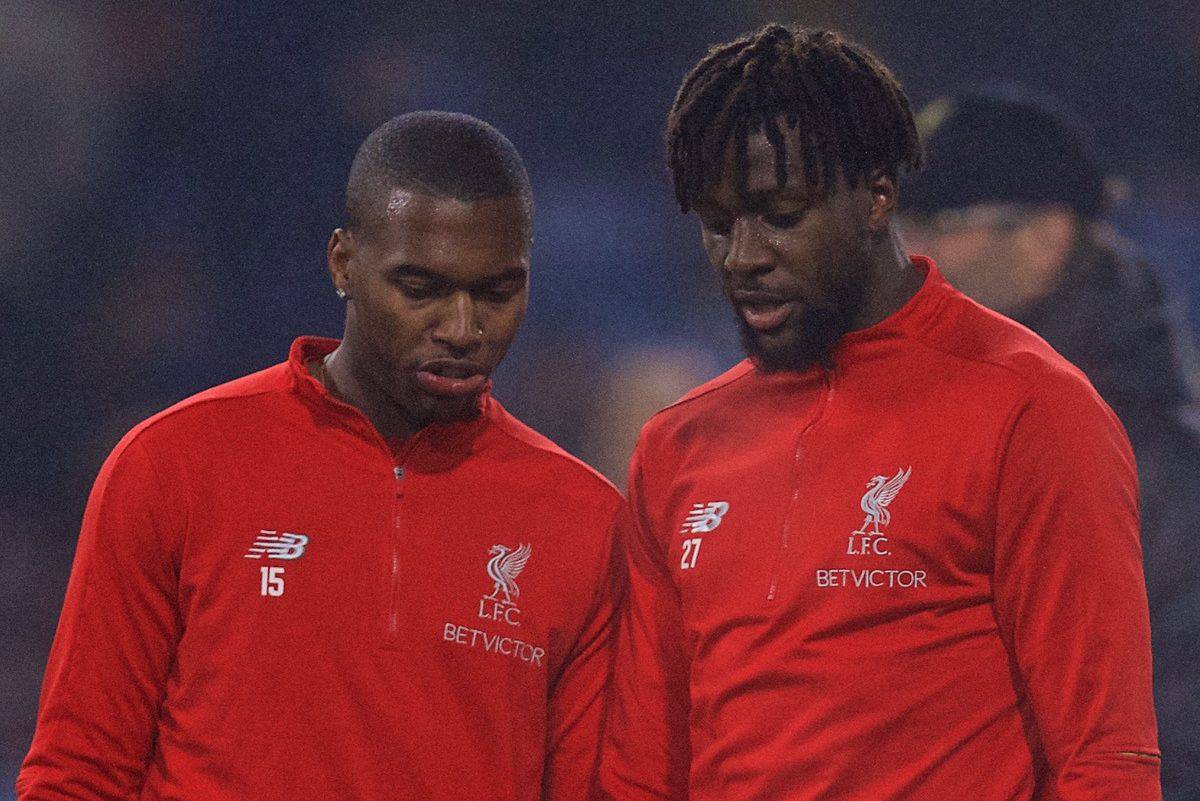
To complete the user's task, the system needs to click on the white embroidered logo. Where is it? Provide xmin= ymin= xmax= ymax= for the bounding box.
xmin=680 ymin=501 xmax=730 ymax=534
xmin=243 ymin=530 xmax=309 ymax=560
xmin=854 ymin=467 xmax=911 ymax=534
xmin=478 ymin=543 xmax=531 ymax=627
xmin=245 ymin=530 xmax=308 ymax=598
xmin=678 ymin=502 xmax=728 ymax=571
xmin=824 ymin=467 xmax=928 ymax=587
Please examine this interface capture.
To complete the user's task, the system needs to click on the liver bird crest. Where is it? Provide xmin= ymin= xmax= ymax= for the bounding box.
xmin=486 ymin=543 xmax=532 ymax=606
xmin=855 ymin=467 xmax=912 ymax=534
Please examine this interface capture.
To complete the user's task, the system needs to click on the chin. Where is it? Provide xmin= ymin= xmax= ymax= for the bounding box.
xmin=390 ymin=378 xmax=483 ymax=431
xmin=736 ymin=314 xmax=846 ymax=373
xmin=420 ymin=393 xmax=485 ymax=425
xmin=742 ymin=330 xmax=832 ymax=372
xmin=737 ymin=277 xmax=869 ymax=372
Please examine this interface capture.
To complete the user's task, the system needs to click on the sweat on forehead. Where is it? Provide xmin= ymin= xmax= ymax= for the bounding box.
xmin=344 ymin=111 xmax=533 ymax=231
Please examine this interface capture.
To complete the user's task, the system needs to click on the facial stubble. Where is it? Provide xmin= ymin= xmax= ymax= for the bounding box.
xmin=733 ymin=254 xmax=871 ymax=373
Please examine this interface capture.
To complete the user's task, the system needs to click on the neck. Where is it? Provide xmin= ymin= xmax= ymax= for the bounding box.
xmin=318 ymin=340 xmax=423 ymax=442
xmin=850 ymin=229 xmax=922 ymax=330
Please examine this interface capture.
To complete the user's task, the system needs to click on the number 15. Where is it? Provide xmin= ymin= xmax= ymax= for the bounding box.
xmin=260 ymin=566 xmax=285 ymax=596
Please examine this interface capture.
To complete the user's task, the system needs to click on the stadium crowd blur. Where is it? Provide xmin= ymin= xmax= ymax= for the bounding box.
xmin=3 ymin=2 xmax=1198 ymax=798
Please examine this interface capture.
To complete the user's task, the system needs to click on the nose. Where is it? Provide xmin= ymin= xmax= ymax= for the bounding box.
xmin=723 ymin=217 xmax=773 ymax=276
xmin=432 ymin=291 xmax=483 ymax=354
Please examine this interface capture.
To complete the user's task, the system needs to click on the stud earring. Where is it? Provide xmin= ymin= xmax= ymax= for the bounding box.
xmin=335 ymin=288 xmax=347 ymax=300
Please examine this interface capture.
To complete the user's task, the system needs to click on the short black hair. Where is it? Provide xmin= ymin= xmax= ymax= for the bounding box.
xmin=666 ymin=24 xmax=924 ymax=212
xmin=345 ymin=111 xmax=532 ymax=232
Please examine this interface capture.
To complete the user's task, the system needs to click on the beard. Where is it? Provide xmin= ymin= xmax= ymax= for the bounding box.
xmin=730 ymin=257 xmax=870 ymax=373
xmin=403 ymin=382 xmax=488 ymax=432
xmin=419 ymin=393 xmax=485 ymax=425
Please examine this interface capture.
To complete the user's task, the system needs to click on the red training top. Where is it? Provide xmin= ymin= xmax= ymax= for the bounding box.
xmin=20 ymin=337 xmax=621 ymax=801
xmin=600 ymin=257 xmax=1160 ymax=801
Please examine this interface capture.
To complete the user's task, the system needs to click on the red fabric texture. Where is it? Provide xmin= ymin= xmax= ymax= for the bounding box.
xmin=600 ymin=257 xmax=1160 ymax=801
xmin=19 ymin=337 xmax=621 ymax=801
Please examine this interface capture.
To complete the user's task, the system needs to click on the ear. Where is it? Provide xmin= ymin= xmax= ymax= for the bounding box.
xmin=327 ymin=228 xmax=354 ymax=298
xmin=865 ymin=170 xmax=899 ymax=234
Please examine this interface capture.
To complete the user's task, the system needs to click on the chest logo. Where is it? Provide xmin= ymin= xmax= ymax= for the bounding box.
xmin=243 ymin=530 xmax=309 ymax=560
xmin=856 ymin=467 xmax=912 ymax=533
xmin=244 ymin=530 xmax=308 ymax=598
xmin=479 ymin=543 xmax=531 ymax=627
xmin=847 ymin=467 xmax=911 ymax=556
xmin=681 ymin=501 xmax=730 ymax=534
xmin=678 ymin=501 xmax=728 ymax=571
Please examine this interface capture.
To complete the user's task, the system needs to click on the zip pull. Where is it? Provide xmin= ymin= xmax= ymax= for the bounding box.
xmin=386 ymin=465 xmax=405 ymax=645
xmin=393 ymin=465 xmax=406 ymax=501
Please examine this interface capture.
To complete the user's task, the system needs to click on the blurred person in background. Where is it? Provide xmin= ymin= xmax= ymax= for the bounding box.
xmin=900 ymin=88 xmax=1200 ymax=801
xmin=17 ymin=112 xmax=619 ymax=801
xmin=580 ymin=344 xmax=728 ymax=487
xmin=601 ymin=24 xmax=1161 ymax=801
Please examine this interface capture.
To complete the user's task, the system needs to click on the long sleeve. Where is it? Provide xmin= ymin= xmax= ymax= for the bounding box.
xmin=18 ymin=435 xmax=183 ymax=800
xmin=542 ymin=509 xmax=623 ymax=801
xmin=599 ymin=452 xmax=690 ymax=801
xmin=992 ymin=378 xmax=1161 ymax=801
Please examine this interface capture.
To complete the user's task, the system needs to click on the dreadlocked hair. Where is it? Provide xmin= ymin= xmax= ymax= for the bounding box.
xmin=666 ymin=24 xmax=924 ymax=212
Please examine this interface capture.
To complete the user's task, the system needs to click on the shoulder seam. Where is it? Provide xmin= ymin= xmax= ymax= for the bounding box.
xmin=488 ymin=420 xmax=619 ymax=497
xmin=126 ymin=384 xmax=286 ymax=441
xmin=907 ymin=296 xmax=1079 ymax=395
xmin=906 ymin=335 xmax=1038 ymax=394
xmin=649 ymin=360 xmax=756 ymax=420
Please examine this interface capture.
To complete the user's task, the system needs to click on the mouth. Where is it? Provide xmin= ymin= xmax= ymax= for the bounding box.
xmin=731 ymin=290 xmax=797 ymax=333
xmin=414 ymin=358 xmax=489 ymax=398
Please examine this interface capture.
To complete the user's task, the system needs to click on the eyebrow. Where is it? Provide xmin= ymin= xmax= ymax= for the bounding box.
xmin=388 ymin=264 xmax=528 ymax=290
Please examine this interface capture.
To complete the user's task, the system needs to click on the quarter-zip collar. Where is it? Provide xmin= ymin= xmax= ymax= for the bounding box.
xmin=834 ymin=255 xmax=949 ymax=353
xmin=286 ymin=336 xmax=490 ymax=472
xmin=742 ymin=256 xmax=951 ymax=384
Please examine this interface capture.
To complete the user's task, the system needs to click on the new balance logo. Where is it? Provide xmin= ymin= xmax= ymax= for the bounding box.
xmin=243 ymin=530 xmax=309 ymax=560
xmin=681 ymin=501 xmax=729 ymax=534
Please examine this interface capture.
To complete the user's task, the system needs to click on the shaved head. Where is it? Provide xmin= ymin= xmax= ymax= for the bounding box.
xmin=345 ymin=111 xmax=532 ymax=237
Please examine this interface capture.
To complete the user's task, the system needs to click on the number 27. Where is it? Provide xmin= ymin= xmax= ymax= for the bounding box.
xmin=681 ymin=538 xmax=702 ymax=570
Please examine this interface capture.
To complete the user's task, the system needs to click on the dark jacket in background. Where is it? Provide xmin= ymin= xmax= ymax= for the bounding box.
xmin=1021 ymin=230 xmax=1200 ymax=800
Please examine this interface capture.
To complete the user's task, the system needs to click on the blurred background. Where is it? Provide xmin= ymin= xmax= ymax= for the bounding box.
xmin=3 ymin=0 xmax=1198 ymax=796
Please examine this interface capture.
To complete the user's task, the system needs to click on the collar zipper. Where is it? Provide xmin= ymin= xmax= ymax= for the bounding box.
xmin=767 ymin=368 xmax=835 ymax=601
xmin=385 ymin=463 xmax=406 ymax=646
